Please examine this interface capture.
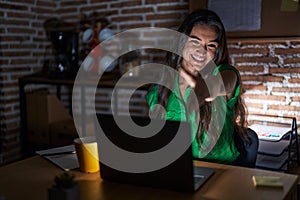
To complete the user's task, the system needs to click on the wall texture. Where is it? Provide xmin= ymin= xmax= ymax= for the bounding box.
xmin=1 ymin=0 xmax=58 ymax=163
xmin=228 ymin=39 xmax=300 ymax=125
xmin=1 ymin=0 xmax=299 ymax=164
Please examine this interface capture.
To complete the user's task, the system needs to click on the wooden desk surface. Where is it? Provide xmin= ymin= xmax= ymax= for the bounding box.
xmin=0 ymin=156 xmax=298 ymax=200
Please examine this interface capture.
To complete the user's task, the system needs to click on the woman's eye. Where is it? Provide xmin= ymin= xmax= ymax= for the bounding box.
xmin=190 ymin=39 xmax=200 ymax=45
xmin=207 ymin=44 xmax=218 ymax=51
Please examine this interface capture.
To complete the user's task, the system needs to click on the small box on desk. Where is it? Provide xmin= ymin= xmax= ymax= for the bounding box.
xmin=26 ymin=89 xmax=72 ymax=145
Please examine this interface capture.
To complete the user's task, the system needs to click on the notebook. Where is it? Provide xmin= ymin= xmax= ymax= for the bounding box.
xmin=96 ymin=114 xmax=214 ymax=192
xmin=36 ymin=145 xmax=79 ymax=171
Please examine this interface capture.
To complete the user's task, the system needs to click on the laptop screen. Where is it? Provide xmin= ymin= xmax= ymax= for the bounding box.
xmin=95 ymin=114 xmax=213 ymax=192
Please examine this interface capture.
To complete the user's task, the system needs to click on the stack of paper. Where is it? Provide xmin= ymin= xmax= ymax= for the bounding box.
xmin=249 ymin=124 xmax=290 ymax=141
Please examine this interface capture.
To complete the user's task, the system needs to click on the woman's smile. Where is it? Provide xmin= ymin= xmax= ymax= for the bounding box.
xmin=191 ymin=54 xmax=206 ymax=64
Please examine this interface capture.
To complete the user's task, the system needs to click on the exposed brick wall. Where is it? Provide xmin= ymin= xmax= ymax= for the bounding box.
xmin=1 ymin=0 xmax=299 ymax=164
xmin=0 ymin=1 xmax=58 ymax=163
xmin=228 ymin=38 xmax=300 ymax=125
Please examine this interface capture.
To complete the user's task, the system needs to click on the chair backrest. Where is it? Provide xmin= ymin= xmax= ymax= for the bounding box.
xmin=233 ymin=128 xmax=259 ymax=168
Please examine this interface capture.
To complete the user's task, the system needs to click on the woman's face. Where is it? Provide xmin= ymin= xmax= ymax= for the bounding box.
xmin=181 ymin=24 xmax=218 ymax=77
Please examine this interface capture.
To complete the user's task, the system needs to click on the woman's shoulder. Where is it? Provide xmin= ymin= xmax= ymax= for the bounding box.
xmin=217 ymin=63 xmax=238 ymax=73
xmin=146 ymin=84 xmax=159 ymax=105
xmin=147 ymin=84 xmax=159 ymax=95
xmin=216 ymin=63 xmax=240 ymax=82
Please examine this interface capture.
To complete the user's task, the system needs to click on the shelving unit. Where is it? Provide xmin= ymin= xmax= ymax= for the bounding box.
xmin=249 ymin=115 xmax=299 ymax=172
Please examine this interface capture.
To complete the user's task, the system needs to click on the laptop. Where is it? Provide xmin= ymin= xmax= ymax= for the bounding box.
xmin=96 ymin=114 xmax=214 ymax=192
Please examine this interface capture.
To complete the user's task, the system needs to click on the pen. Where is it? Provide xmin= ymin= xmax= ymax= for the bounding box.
xmin=41 ymin=151 xmax=76 ymax=157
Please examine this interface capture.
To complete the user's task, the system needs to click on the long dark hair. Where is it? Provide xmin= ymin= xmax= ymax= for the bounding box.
xmin=154 ymin=9 xmax=248 ymax=140
xmin=157 ymin=9 xmax=228 ymax=105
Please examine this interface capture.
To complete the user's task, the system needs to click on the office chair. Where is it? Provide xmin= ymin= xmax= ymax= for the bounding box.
xmin=232 ymin=128 xmax=259 ymax=168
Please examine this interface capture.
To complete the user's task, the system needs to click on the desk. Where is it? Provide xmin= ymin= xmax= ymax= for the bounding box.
xmin=0 ymin=156 xmax=298 ymax=200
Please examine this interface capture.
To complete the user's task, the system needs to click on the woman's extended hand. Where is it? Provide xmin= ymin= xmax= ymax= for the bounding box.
xmin=178 ymin=66 xmax=210 ymax=105
xmin=179 ymin=66 xmax=236 ymax=103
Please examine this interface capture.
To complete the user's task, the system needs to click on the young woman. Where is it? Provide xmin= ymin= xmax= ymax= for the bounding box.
xmin=146 ymin=9 xmax=248 ymax=164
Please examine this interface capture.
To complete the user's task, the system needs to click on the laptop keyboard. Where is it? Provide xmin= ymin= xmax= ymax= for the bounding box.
xmin=194 ymin=174 xmax=205 ymax=183
xmin=193 ymin=165 xmax=214 ymax=184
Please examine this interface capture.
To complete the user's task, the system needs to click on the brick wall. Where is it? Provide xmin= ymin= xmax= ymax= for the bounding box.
xmin=228 ymin=38 xmax=300 ymax=125
xmin=0 ymin=0 xmax=299 ymax=164
xmin=0 ymin=1 xmax=58 ymax=163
